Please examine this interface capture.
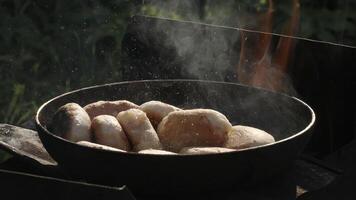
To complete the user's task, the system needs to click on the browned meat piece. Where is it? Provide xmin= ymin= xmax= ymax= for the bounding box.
xmin=91 ymin=115 xmax=131 ymax=151
xmin=224 ymin=125 xmax=275 ymax=149
xmin=117 ymin=109 xmax=162 ymax=151
xmin=139 ymin=101 xmax=181 ymax=128
xmin=51 ymin=103 xmax=91 ymax=142
xmin=84 ymin=100 xmax=139 ymax=120
xmin=157 ymin=109 xmax=232 ymax=152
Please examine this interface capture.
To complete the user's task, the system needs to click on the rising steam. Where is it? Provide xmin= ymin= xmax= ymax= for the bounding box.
xmin=141 ymin=0 xmax=300 ymax=95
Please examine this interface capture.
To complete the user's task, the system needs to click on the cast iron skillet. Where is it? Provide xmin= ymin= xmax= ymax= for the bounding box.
xmin=35 ymin=80 xmax=315 ymax=195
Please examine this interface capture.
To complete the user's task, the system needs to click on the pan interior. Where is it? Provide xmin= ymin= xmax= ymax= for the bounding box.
xmin=37 ymin=80 xmax=313 ymax=141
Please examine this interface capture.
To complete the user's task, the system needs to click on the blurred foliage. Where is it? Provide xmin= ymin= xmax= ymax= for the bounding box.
xmin=0 ymin=0 xmax=138 ymax=125
xmin=300 ymin=1 xmax=356 ymax=45
xmin=0 ymin=150 xmax=12 ymax=163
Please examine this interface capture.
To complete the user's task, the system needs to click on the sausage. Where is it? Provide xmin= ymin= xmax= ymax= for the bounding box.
xmin=84 ymin=100 xmax=139 ymax=120
xmin=180 ymin=147 xmax=235 ymax=155
xmin=224 ymin=125 xmax=275 ymax=149
xmin=139 ymin=101 xmax=181 ymax=128
xmin=51 ymin=103 xmax=91 ymax=142
xmin=77 ymin=141 xmax=126 ymax=152
xmin=117 ymin=109 xmax=162 ymax=151
xmin=91 ymin=115 xmax=131 ymax=151
xmin=138 ymin=149 xmax=177 ymax=155
xmin=157 ymin=109 xmax=232 ymax=152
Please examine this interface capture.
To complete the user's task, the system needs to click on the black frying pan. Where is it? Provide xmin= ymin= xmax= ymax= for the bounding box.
xmin=35 ymin=80 xmax=315 ymax=195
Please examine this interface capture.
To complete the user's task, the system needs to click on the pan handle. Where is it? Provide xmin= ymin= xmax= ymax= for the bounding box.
xmin=0 ymin=124 xmax=57 ymax=166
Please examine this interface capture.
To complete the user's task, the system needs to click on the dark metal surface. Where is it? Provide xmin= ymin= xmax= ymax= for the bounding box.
xmin=35 ymin=80 xmax=315 ymax=195
xmin=0 ymin=157 xmax=338 ymax=200
xmin=0 ymin=169 xmax=135 ymax=200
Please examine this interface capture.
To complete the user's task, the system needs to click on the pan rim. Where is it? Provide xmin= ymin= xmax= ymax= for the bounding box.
xmin=35 ymin=79 xmax=316 ymax=157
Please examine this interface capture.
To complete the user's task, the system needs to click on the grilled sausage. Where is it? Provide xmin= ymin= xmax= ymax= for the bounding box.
xmin=180 ymin=147 xmax=235 ymax=155
xmin=138 ymin=149 xmax=177 ymax=155
xmin=91 ymin=115 xmax=130 ymax=151
xmin=51 ymin=103 xmax=91 ymax=142
xmin=139 ymin=101 xmax=181 ymax=128
xmin=224 ymin=125 xmax=275 ymax=149
xmin=157 ymin=109 xmax=232 ymax=152
xmin=84 ymin=100 xmax=139 ymax=120
xmin=77 ymin=141 xmax=126 ymax=152
xmin=117 ymin=109 xmax=162 ymax=151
